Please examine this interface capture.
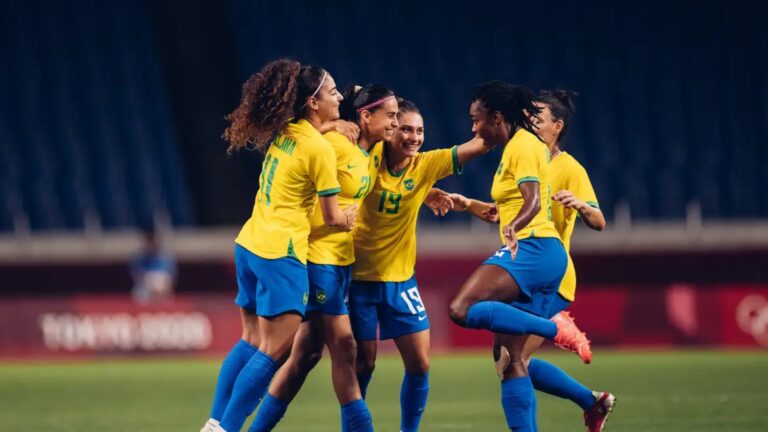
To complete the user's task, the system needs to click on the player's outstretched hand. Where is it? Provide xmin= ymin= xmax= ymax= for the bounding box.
xmin=482 ymin=203 xmax=499 ymax=223
xmin=424 ymin=188 xmax=454 ymax=216
xmin=342 ymin=203 xmax=358 ymax=231
xmin=502 ymin=224 xmax=518 ymax=260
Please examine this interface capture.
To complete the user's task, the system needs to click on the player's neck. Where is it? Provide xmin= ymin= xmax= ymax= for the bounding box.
xmin=358 ymin=131 xmax=374 ymax=152
xmin=386 ymin=147 xmax=411 ymax=174
xmin=305 ymin=113 xmax=324 ymax=131
xmin=549 ymin=144 xmax=562 ymax=159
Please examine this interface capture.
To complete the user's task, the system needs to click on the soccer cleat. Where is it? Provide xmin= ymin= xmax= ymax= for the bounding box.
xmin=495 ymin=345 xmax=511 ymax=380
xmin=584 ymin=391 xmax=616 ymax=432
xmin=552 ymin=311 xmax=592 ymax=364
xmin=200 ymin=419 xmax=225 ymax=432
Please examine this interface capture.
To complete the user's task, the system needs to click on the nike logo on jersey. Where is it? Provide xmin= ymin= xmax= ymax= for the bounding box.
xmin=347 ymin=164 xmax=356 ymax=169
xmin=418 ymin=315 xmax=427 ymax=321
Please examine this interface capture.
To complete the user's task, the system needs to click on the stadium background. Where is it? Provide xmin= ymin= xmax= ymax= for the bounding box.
xmin=1 ymin=0 xmax=767 ymax=431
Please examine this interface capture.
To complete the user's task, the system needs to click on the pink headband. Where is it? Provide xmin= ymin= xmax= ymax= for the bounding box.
xmin=356 ymin=95 xmax=396 ymax=113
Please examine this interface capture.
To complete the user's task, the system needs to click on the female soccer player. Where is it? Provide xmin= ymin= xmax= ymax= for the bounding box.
xmin=201 ymin=59 xmax=357 ymax=432
xmin=249 ymin=84 xmax=397 ymax=432
xmin=447 ymin=81 xmax=590 ymax=431
xmin=349 ymin=98 xmax=490 ymax=432
xmin=438 ymin=90 xmax=615 ymax=431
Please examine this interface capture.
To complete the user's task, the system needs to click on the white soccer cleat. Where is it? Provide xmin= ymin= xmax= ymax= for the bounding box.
xmin=200 ymin=418 xmax=226 ymax=432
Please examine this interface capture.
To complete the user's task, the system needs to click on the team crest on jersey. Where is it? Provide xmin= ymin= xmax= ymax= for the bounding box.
xmin=302 ymin=292 xmax=309 ymax=305
xmin=316 ymin=290 xmax=327 ymax=304
xmin=374 ymin=155 xmax=380 ymax=168
xmin=404 ymin=178 xmax=415 ymax=191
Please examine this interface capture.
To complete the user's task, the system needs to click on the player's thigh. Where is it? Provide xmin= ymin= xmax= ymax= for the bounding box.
xmin=290 ymin=312 xmax=326 ymax=364
xmin=258 ymin=313 xmax=304 ymax=362
xmin=394 ymin=329 xmax=430 ymax=374
xmin=453 ymin=264 xmax=522 ymax=307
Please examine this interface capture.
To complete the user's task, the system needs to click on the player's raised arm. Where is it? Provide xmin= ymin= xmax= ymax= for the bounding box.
xmin=455 ymin=134 xmax=493 ymax=165
xmin=425 ymin=188 xmax=499 ymax=223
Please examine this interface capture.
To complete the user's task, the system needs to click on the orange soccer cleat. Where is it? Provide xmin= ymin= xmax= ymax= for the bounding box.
xmin=584 ymin=391 xmax=617 ymax=431
xmin=552 ymin=311 xmax=592 ymax=364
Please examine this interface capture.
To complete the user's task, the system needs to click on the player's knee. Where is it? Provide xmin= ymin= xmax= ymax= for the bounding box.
xmin=358 ymin=355 xmax=376 ymax=375
xmin=405 ymin=356 xmax=430 ymax=375
xmin=331 ymin=333 xmax=358 ymax=362
xmin=448 ymin=300 xmax=469 ymax=326
xmin=298 ymin=341 xmax=325 ymax=371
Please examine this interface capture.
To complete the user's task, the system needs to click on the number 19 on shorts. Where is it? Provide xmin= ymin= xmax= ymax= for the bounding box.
xmin=400 ymin=287 xmax=425 ymax=314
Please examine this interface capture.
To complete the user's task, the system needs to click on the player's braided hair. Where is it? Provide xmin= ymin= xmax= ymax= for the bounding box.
xmin=472 ymin=81 xmax=541 ymax=139
xmin=538 ymin=89 xmax=578 ymax=141
xmin=339 ymin=84 xmax=395 ymax=121
xmin=223 ymin=59 xmax=327 ymax=154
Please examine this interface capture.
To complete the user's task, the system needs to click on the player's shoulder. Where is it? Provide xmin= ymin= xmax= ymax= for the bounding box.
xmin=558 ymin=152 xmax=589 ymax=175
xmin=323 ymin=131 xmax=356 ymax=158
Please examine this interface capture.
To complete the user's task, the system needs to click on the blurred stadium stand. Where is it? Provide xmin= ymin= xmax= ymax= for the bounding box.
xmin=0 ymin=0 xmax=767 ymax=259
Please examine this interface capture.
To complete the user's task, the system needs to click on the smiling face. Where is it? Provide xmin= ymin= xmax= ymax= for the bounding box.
xmin=389 ymin=111 xmax=424 ymax=159
xmin=469 ymin=99 xmax=508 ymax=147
xmin=309 ymin=74 xmax=343 ymax=123
xmin=360 ymin=97 xmax=399 ymax=142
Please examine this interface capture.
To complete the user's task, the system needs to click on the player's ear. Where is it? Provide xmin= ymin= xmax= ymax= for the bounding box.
xmin=359 ymin=109 xmax=372 ymax=125
xmin=554 ymin=118 xmax=564 ymax=134
xmin=491 ymin=111 xmax=503 ymax=126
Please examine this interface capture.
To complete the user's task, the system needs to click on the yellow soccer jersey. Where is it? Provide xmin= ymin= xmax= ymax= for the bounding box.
xmin=307 ymin=133 xmax=384 ymax=265
xmin=549 ymin=151 xmax=599 ymax=301
xmin=353 ymin=146 xmax=460 ymax=282
xmin=235 ymin=119 xmax=341 ymax=264
xmin=549 ymin=152 xmax=599 ymax=252
xmin=490 ymin=128 xmax=560 ymax=243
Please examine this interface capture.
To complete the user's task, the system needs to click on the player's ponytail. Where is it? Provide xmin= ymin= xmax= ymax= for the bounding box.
xmin=339 ymin=84 xmax=395 ymax=122
xmin=472 ymin=80 xmax=541 ymax=139
xmin=224 ymin=59 xmax=329 ymax=154
xmin=538 ymin=89 xmax=578 ymax=141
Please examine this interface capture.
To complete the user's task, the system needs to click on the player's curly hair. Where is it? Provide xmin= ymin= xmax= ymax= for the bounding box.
xmin=339 ymin=84 xmax=395 ymax=121
xmin=223 ymin=59 xmax=328 ymax=154
xmin=538 ymin=89 xmax=578 ymax=141
xmin=472 ymin=81 xmax=541 ymax=138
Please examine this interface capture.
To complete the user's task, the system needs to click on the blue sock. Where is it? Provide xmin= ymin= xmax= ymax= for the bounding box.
xmin=528 ymin=358 xmax=595 ymax=411
xmin=210 ymin=339 xmax=258 ymax=420
xmin=219 ymin=351 xmax=279 ymax=432
xmin=400 ymin=372 xmax=429 ymax=432
xmin=501 ymin=376 xmax=534 ymax=431
xmin=249 ymin=394 xmax=288 ymax=432
xmin=357 ymin=370 xmax=373 ymax=399
xmin=341 ymin=399 xmax=373 ymax=432
xmin=530 ymin=391 xmax=538 ymax=432
xmin=466 ymin=301 xmax=557 ymax=339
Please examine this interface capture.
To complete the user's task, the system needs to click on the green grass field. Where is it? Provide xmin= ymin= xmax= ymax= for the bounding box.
xmin=2 ymin=350 xmax=767 ymax=431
